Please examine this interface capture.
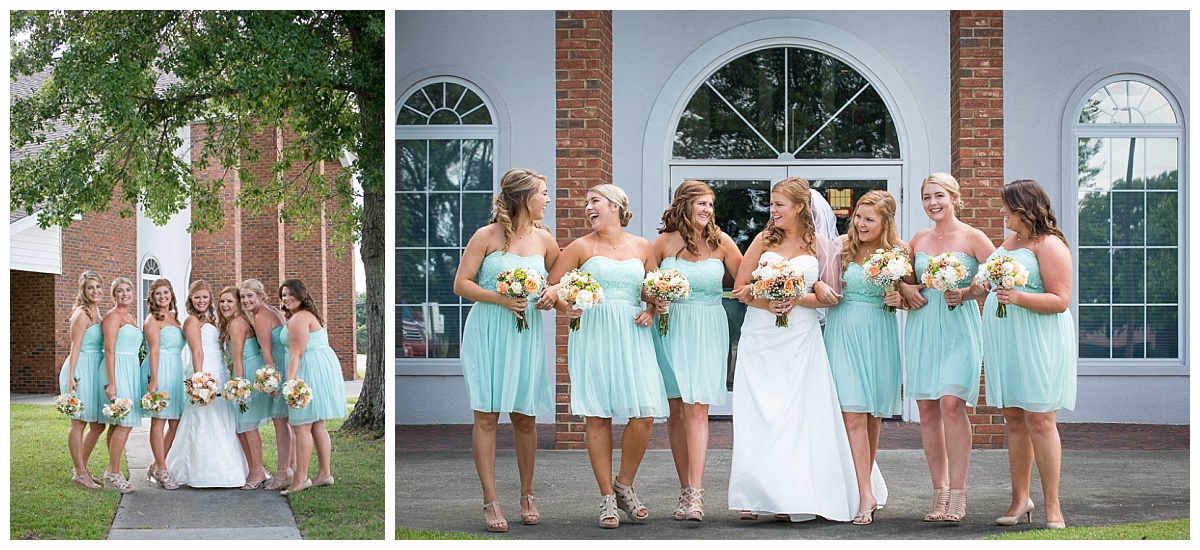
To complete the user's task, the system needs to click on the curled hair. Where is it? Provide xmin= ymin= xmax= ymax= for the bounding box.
xmin=74 ymin=271 xmax=104 ymax=322
xmin=146 ymin=278 xmax=178 ymax=322
xmin=660 ymin=180 xmax=722 ymax=258
xmin=216 ymin=286 xmax=255 ymax=350
xmin=588 ymin=184 xmax=633 ymax=227
xmin=279 ymin=278 xmax=325 ymax=327
xmin=1001 ymin=179 xmax=1068 ymax=246
xmin=491 ymin=168 xmax=549 ymax=250
xmin=921 ymin=172 xmax=966 ymax=212
xmin=841 ymin=190 xmax=901 ymax=272
xmin=761 ymin=178 xmax=815 ymax=251
xmin=110 ymin=277 xmax=134 ymax=299
xmin=186 ymin=280 xmax=217 ymax=325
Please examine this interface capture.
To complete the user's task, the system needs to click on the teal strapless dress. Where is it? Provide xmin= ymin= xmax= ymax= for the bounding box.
xmin=283 ymin=326 xmax=347 ymax=426
xmin=230 ymin=336 xmax=271 ymax=433
xmin=459 ymin=251 xmax=553 ymax=416
xmin=905 ymin=251 xmax=984 ymax=406
xmin=567 ymin=256 xmax=668 ymax=418
xmin=58 ymin=323 xmax=105 ymax=423
xmin=140 ymin=325 xmax=186 ymax=419
xmin=823 ymin=262 xmax=902 ymax=417
xmin=650 ymin=257 xmax=729 ymax=405
xmin=268 ymin=324 xmax=291 ymax=419
xmin=982 ymin=247 xmax=1077 ymax=412
xmin=100 ymin=324 xmax=145 ymax=428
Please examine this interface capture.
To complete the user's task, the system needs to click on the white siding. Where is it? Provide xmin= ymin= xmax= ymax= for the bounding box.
xmin=9 ymin=221 xmax=62 ymax=274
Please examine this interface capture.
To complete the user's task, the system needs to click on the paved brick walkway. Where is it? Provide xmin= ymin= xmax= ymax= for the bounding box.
xmin=396 ymin=420 xmax=1189 ymax=451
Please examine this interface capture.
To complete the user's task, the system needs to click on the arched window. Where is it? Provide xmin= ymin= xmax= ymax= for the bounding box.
xmin=139 ymin=256 xmax=161 ymax=323
xmin=1074 ymin=77 xmax=1183 ymax=362
xmin=396 ymin=78 xmax=497 ymax=360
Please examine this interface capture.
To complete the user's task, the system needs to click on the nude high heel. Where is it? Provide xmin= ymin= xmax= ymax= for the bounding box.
xmin=944 ymin=489 xmax=967 ymax=522
xmin=995 ymin=499 xmax=1035 ymax=526
xmin=924 ymin=487 xmax=950 ymax=522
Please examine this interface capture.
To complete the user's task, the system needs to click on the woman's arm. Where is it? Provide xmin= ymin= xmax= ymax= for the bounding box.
xmin=230 ymin=318 xmax=249 ymax=378
xmin=719 ymin=233 xmax=743 ymax=286
xmin=453 ymin=225 xmax=526 ymax=315
xmin=285 ymin=315 xmax=312 ymax=382
xmin=253 ymin=311 xmax=278 ymax=367
xmin=144 ymin=317 xmax=162 ymax=393
xmin=536 ymin=229 xmax=563 ymax=310
xmin=182 ymin=318 xmax=204 ymax=374
xmin=548 ymin=239 xmax=585 ymax=320
xmin=102 ymin=314 xmax=120 ymax=401
xmin=64 ymin=309 xmax=89 ymax=393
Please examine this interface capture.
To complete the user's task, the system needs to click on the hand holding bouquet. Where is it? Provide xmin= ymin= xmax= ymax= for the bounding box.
xmin=496 ymin=267 xmax=546 ymax=333
xmin=557 ymin=269 xmax=605 ymax=331
xmin=750 ymin=257 xmax=807 ymax=328
xmin=102 ymin=398 xmax=134 ymax=421
xmin=977 ymin=255 xmax=1030 ymax=318
xmin=283 ymin=378 xmax=313 ymax=410
xmin=643 ymin=269 xmax=690 ymax=336
xmin=55 ymin=391 xmax=85 ymax=418
xmin=139 ymin=390 xmax=170 ymax=412
xmin=922 ymin=252 xmax=971 ymax=311
xmin=862 ymin=246 xmax=913 ymax=312
xmin=183 ymin=372 xmax=222 ymax=406
xmin=254 ymin=366 xmax=282 ymax=394
xmin=224 ymin=377 xmax=254 ymax=413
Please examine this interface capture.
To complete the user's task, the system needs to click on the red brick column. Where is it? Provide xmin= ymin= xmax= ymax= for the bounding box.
xmin=10 ymin=271 xmax=58 ymax=394
xmin=951 ymin=10 xmax=1006 ymax=449
xmin=554 ymin=10 xmax=614 ymax=449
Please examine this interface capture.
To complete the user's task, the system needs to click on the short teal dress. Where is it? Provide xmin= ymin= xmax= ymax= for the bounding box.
xmin=459 ymin=251 xmax=554 ymax=416
xmin=268 ymin=324 xmax=291 ymax=419
xmin=650 ymin=257 xmax=729 ymax=405
xmin=100 ymin=324 xmax=145 ymax=428
xmin=982 ymin=247 xmax=1077 ymax=412
xmin=905 ymin=252 xmax=984 ymax=406
xmin=58 ymin=323 xmax=105 ymax=423
xmin=283 ymin=326 xmax=347 ymax=426
xmin=140 ymin=324 xmax=186 ymax=419
xmin=567 ymin=256 xmax=668 ymax=418
xmin=231 ymin=337 xmax=271 ymax=433
xmin=824 ymin=262 xmax=902 ymax=417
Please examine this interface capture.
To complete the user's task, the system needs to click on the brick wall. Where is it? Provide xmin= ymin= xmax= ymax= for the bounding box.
xmin=554 ymin=10 xmax=614 ymax=449
xmin=10 ymin=271 xmax=58 ymax=394
xmin=951 ymin=10 xmax=1006 ymax=448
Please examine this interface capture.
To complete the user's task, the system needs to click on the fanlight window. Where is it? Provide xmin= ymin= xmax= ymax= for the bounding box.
xmin=398 ymin=81 xmax=492 ymax=125
xmin=1079 ymin=80 xmax=1176 ymax=124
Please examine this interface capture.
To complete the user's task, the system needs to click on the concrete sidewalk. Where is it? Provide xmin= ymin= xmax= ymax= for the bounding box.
xmin=396 ymin=447 xmax=1190 ymax=539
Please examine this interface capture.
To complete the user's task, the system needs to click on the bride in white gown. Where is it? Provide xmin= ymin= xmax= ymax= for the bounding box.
xmin=728 ymin=178 xmax=886 ymax=522
xmin=166 ymin=281 xmax=249 ymax=488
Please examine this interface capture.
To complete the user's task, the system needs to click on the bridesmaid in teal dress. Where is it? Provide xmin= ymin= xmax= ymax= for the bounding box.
xmin=241 ymin=278 xmax=296 ymax=491
xmin=898 ymin=173 xmax=995 ymax=523
xmin=550 ymin=183 xmax=668 ymax=529
xmin=823 ymin=190 xmax=905 ymax=524
xmin=218 ymin=286 xmax=270 ymax=489
xmin=648 ymin=180 xmax=741 ymax=522
xmin=140 ymin=278 xmax=185 ymax=490
xmin=279 ymin=278 xmax=348 ymax=496
xmin=100 ymin=277 xmax=142 ymax=493
xmin=454 ymin=168 xmax=559 ymax=533
xmin=982 ymin=179 xmax=1076 ymax=529
xmin=60 ymin=271 xmax=107 ymax=489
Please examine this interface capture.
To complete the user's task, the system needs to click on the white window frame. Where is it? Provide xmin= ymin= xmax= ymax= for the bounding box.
xmin=139 ymin=255 xmax=161 ymax=324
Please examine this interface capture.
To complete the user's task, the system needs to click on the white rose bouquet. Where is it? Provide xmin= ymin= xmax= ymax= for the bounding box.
xmin=55 ymin=390 xmax=85 ymax=418
xmin=557 ymin=269 xmax=605 ymax=332
xmin=254 ymin=366 xmax=281 ymax=394
xmin=139 ymin=390 xmax=170 ymax=412
xmin=183 ymin=372 xmax=222 ymax=406
xmin=922 ymin=252 xmax=971 ymax=311
xmin=224 ymin=377 xmax=255 ymax=413
xmin=283 ymin=378 xmax=313 ymax=410
xmin=977 ymin=255 xmax=1030 ymax=318
xmin=862 ymin=245 xmax=913 ymax=313
xmin=102 ymin=397 xmax=134 ymax=421
xmin=750 ymin=257 xmax=807 ymax=328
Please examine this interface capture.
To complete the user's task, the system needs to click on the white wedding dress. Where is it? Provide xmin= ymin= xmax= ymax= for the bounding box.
xmin=728 ymin=252 xmax=887 ymax=522
xmin=166 ymin=322 xmax=249 ymax=487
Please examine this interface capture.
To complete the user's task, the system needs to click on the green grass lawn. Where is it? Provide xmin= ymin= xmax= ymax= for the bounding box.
xmin=396 ymin=527 xmax=488 ymax=540
xmin=983 ymin=519 xmax=1189 ymax=540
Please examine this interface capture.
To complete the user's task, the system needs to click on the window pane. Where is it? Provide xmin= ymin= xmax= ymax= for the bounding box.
xmin=1145 ymin=249 xmax=1177 ymax=305
xmin=428 ymin=193 xmax=461 ymax=247
xmin=1079 ymin=80 xmax=1176 ymax=124
xmin=398 ymin=141 xmax=426 ymax=191
xmin=426 ymin=305 xmax=463 ymax=359
xmin=429 ymin=110 xmax=460 ymax=125
xmin=462 ymin=193 xmax=493 ymax=243
xmin=398 ymin=193 xmax=427 ymax=247
xmin=429 ymin=140 xmax=463 ymax=191
xmin=1077 ymin=248 xmax=1110 ymax=304
xmin=1077 ymin=138 xmax=1106 ymax=191
xmin=427 ymin=249 xmax=461 ymax=306
xmin=1146 ymin=306 xmax=1178 ymax=359
xmin=1111 ymin=306 xmax=1145 ymax=358
xmin=1077 ymin=191 xmax=1111 ymax=246
xmin=398 ymin=249 xmax=427 ymax=304
xmin=789 ymin=49 xmax=898 ymax=159
xmin=1145 ymin=139 xmax=1179 ymax=189
xmin=461 ymin=140 xmax=494 ymax=191
xmin=1110 ymin=139 xmax=1140 ymax=190
xmin=1111 ymin=248 xmax=1144 ymax=304
xmin=1111 ymin=193 xmax=1144 ymax=246
xmin=705 ymin=179 xmax=773 ymax=252
xmin=398 ymin=305 xmax=429 ymax=359
xmin=399 ymin=92 xmax=434 ymax=125
xmin=1145 ymin=192 xmax=1177 ymax=246
xmin=810 ymin=180 xmax=889 ymax=235
xmin=1078 ymin=306 xmax=1110 ymax=358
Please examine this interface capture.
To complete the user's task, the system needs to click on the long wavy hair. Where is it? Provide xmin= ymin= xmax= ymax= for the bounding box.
xmin=1001 ymin=179 xmax=1068 ymax=245
xmin=841 ymin=190 xmax=901 ymax=272
xmin=921 ymin=172 xmax=966 ymax=213
xmin=588 ymin=184 xmax=633 ymax=227
xmin=761 ymin=177 xmax=815 ymax=251
xmin=660 ymin=180 xmax=722 ymax=258
xmin=73 ymin=270 xmax=104 ymax=322
xmin=186 ymin=280 xmax=217 ymax=325
xmin=279 ymin=278 xmax=325 ymax=327
xmin=145 ymin=278 xmax=178 ymax=322
xmin=491 ymin=168 xmax=549 ymax=250
xmin=216 ymin=286 xmax=255 ymax=351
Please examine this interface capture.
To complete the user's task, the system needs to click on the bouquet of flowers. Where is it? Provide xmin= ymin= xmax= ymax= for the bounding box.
xmin=557 ymin=269 xmax=605 ymax=332
xmin=224 ymin=377 xmax=255 ymax=413
xmin=55 ymin=390 xmax=85 ymax=418
xmin=862 ymin=246 xmax=913 ymax=313
xmin=139 ymin=390 xmax=170 ymax=412
xmin=183 ymin=372 xmax=222 ymax=406
xmin=254 ymin=365 xmax=282 ymax=394
xmin=283 ymin=378 xmax=313 ymax=410
xmin=922 ymin=252 xmax=971 ymax=311
xmin=102 ymin=398 xmax=134 ymax=421
xmin=977 ymin=255 xmax=1030 ymax=318
xmin=750 ymin=257 xmax=807 ymax=328
xmin=643 ymin=269 xmax=690 ymax=336
xmin=496 ymin=267 xmax=546 ymax=333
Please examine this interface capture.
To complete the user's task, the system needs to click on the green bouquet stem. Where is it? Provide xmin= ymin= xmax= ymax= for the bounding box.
xmin=883 ymin=282 xmax=897 ymax=313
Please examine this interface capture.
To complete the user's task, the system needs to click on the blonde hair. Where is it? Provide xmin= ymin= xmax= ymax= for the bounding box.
xmin=761 ymin=178 xmax=815 ymax=251
xmin=110 ymin=277 xmax=134 ymax=298
xmin=145 ymin=278 xmax=178 ymax=322
xmin=588 ymin=184 xmax=633 ymax=227
xmin=74 ymin=271 xmax=104 ymax=322
xmin=216 ymin=286 xmax=255 ymax=350
xmin=660 ymin=180 xmax=722 ymax=258
xmin=186 ymin=280 xmax=217 ymax=325
xmin=842 ymin=190 xmax=901 ymax=272
xmin=922 ymin=172 xmax=965 ymax=212
xmin=491 ymin=168 xmax=549 ymax=250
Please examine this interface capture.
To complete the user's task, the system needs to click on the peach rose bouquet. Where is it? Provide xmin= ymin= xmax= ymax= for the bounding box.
xmin=862 ymin=245 xmax=913 ymax=313
xmin=643 ymin=269 xmax=690 ymax=336
xmin=496 ymin=267 xmax=546 ymax=333
xmin=750 ymin=257 xmax=807 ymax=328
